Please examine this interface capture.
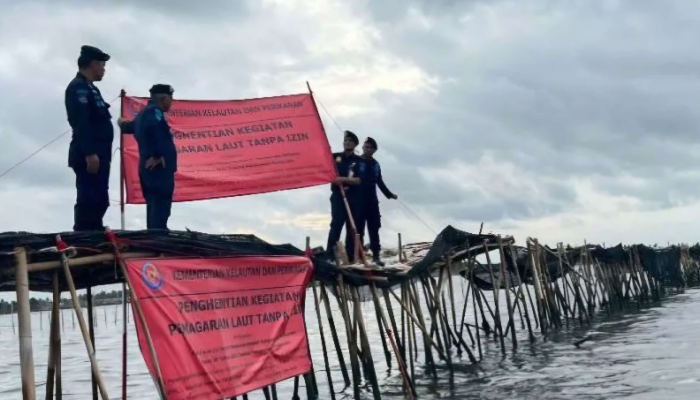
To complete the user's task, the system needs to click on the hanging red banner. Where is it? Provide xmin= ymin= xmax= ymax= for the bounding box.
xmin=121 ymin=93 xmax=337 ymax=204
xmin=124 ymin=256 xmax=314 ymax=400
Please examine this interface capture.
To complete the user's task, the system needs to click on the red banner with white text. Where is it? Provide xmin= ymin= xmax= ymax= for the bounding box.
xmin=121 ymin=93 xmax=337 ymax=204
xmin=125 ymin=256 xmax=314 ymax=400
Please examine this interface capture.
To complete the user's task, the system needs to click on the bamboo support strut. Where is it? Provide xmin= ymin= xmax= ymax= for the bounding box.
xmin=60 ymin=251 xmax=110 ymax=400
xmin=46 ymin=273 xmax=61 ymax=400
xmin=27 ymin=252 xmax=157 ymax=273
xmin=311 ymin=285 xmax=336 ymax=400
xmin=16 ymin=248 xmax=37 ymax=400
xmin=387 ymin=288 xmax=448 ymax=361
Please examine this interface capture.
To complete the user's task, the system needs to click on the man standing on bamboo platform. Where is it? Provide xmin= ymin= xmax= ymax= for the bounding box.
xmin=357 ymin=137 xmax=397 ymax=267
xmin=326 ymin=131 xmax=364 ymax=263
xmin=65 ymin=45 xmax=113 ymax=231
xmin=132 ymin=84 xmax=177 ymax=230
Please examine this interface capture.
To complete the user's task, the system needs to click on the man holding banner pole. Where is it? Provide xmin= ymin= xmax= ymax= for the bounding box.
xmin=326 ymin=131 xmax=364 ymax=262
xmin=130 ymin=84 xmax=177 ymax=230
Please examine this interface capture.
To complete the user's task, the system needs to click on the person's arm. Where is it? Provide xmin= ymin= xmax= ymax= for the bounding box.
xmin=67 ymin=83 xmax=98 ymax=157
xmin=377 ymin=169 xmax=397 ymax=199
xmin=141 ymin=111 xmax=166 ymax=169
xmin=117 ymin=118 xmax=135 ymax=134
xmin=333 ymin=176 xmax=360 ymax=185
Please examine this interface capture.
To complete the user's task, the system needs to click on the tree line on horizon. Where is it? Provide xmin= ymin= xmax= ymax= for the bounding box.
xmin=0 ymin=290 xmax=125 ymax=314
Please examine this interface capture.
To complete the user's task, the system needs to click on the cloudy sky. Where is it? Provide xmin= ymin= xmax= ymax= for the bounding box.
xmin=2 ymin=0 xmax=700 ymax=253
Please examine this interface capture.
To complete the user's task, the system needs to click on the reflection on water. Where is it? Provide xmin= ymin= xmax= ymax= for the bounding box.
xmin=1 ymin=286 xmax=699 ymax=399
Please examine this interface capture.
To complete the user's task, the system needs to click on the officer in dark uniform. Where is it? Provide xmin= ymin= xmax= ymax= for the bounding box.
xmin=132 ymin=84 xmax=177 ymax=230
xmin=357 ymin=137 xmax=397 ymax=266
xmin=65 ymin=45 xmax=113 ymax=231
xmin=326 ymin=131 xmax=364 ymax=262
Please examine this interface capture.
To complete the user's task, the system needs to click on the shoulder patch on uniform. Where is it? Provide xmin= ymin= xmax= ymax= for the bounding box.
xmin=155 ymin=109 xmax=163 ymax=121
xmin=76 ymin=88 xmax=88 ymax=104
xmin=335 ymin=156 xmax=342 ymax=163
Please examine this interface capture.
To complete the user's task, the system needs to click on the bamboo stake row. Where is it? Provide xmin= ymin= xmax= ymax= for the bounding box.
xmin=11 ymin=232 xmax=685 ymax=400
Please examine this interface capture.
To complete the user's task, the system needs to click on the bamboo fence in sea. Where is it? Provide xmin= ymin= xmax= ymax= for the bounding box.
xmin=1 ymin=228 xmax=699 ymax=400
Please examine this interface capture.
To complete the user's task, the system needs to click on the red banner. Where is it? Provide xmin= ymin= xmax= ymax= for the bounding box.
xmin=125 ymin=256 xmax=314 ymax=400
xmin=121 ymin=93 xmax=337 ymax=204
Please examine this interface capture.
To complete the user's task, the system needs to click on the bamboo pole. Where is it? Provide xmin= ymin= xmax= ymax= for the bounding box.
xmin=373 ymin=294 xmax=392 ymax=369
xmin=46 ymin=274 xmax=61 ymax=400
xmin=27 ymin=252 xmax=157 ymax=272
xmin=369 ymin=284 xmax=415 ymax=399
xmin=60 ymin=252 xmax=110 ymax=400
xmin=483 ymin=243 xmax=506 ymax=352
xmin=424 ymin=275 xmax=450 ymax=359
xmin=118 ymin=262 xmax=167 ymax=398
xmin=319 ymin=284 xmax=350 ymax=388
xmin=407 ymin=280 xmax=436 ymax=377
xmin=409 ymin=284 xmax=418 ymax=363
xmin=387 ymin=287 xmax=448 ymax=361
xmin=400 ymin=284 xmax=407 ymax=363
xmin=447 ymin=258 xmax=458 ymax=336
xmin=335 ymin=277 xmax=362 ymax=400
xmin=16 ymin=247 xmax=37 ymax=400
xmin=87 ymin=286 xmax=97 ymax=400
xmin=311 ymin=286 xmax=335 ymax=400
xmin=122 ymin=286 xmax=128 ymax=400
xmin=458 ymin=250 xmax=476 ymax=339
xmin=527 ymin=241 xmax=546 ymax=334
xmin=497 ymin=237 xmax=517 ymax=350
xmin=404 ymin=284 xmax=415 ymax=379
xmin=382 ymin=289 xmax=405 ymax=362
xmin=508 ymin=245 xmax=534 ymax=340
xmin=469 ymin=270 xmax=483 ymax=360
xmin=351 ymin=286 xmax=382 ymax=400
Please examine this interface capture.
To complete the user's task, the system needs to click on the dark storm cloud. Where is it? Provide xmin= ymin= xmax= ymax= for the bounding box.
xmin=338 ymin=0 xmax=700 ymax=214
xmin=1 ymin=0 xmax=700 ymax=245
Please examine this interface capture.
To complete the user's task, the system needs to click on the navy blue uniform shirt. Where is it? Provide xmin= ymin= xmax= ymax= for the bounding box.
xmin=133 ymin=101 xmax=177 ymax=173
xmin=65 ymin=72 xmax=114 ymax=167
xmin=360 ymin=157 xmax=394 ymax=202
xmin=332 ymin=151 xmax=364 ymax=199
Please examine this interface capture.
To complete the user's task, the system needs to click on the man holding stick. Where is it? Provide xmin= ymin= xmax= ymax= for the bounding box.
xmin=326 ymin=131 xmax=363 ymax=262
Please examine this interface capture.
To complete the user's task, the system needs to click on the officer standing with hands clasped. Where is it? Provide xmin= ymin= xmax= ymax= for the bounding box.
xmin=65 ymin=45 xmax=113 ymax=231
xmin=326 ymin=131 xmax=364 ymax=262
xmin=132 ymin=84 xmax=177 ymax=230
xmin=358 ymin=137 xmax=397 ymax=267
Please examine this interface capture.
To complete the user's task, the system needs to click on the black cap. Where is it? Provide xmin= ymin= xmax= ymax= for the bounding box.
xmin=80 ymin=45 xmax=110 ymax=62
xmin=344 ymin=130 xmax=359 ymax=145
xmin=365 ymin=137 xmax=378 ymax=150
xmin=149 ymin=84 xmax=174 ymax=95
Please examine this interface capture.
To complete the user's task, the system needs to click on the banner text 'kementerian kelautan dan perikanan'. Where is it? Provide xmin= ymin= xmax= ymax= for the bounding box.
xmin=125 ymin=256 xmax=314 ymax=400
xmin=121 ymin=93 xmax=337 ymax=204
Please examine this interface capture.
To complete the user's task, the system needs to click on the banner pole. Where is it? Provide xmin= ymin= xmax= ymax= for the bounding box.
xmin=119 ymin=261 xmax=168 ymax=399
xmin=307 ymin=81 xmax=365 ymax=263
xmin=119 ymin=89 xmax=128 ymax=400
xmin=119 ymin=89 xmax=126 ymax=230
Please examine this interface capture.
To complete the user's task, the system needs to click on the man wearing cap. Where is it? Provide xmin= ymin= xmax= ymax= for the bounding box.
xmin=326 ymin=131 xmax=364 ymax=262
xmin=65 ymin=45 xmax=113 ymax=231
xmin=132 ymin=84 xmax=177 ymax=230
xmin=358 ymin=137 xmax=397 ymax=266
